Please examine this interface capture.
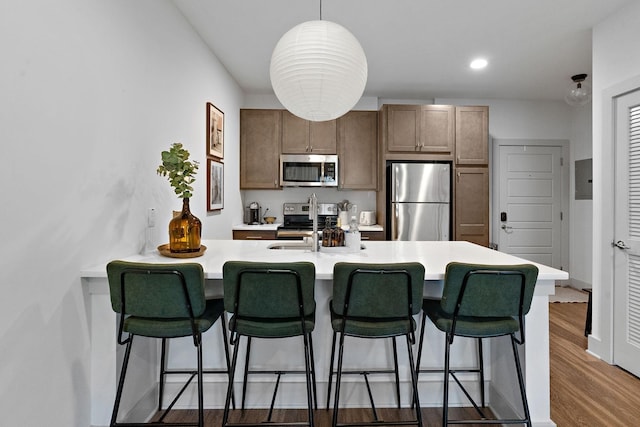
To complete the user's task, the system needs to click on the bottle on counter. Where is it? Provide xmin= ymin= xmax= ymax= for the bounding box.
xmin=345 ymin=215 xmax=361 ymax=252
xmin=322 ymin=217 xmax=332 ymax=247
xmin=337 ymin=225 xmax=345 ymax=247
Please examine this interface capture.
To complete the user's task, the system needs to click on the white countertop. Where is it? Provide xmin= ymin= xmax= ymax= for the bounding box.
xmin=81 ymin=239 xmax=568 ymax=282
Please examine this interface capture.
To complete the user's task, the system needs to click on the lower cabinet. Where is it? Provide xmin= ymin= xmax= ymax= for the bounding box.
xmin=361 ymin=231 xmax=385 ymax=241
xmin=233 ymin=230 xmax=277 ymax=240
xmin=454 ymin=167 xmax=489 ymax=247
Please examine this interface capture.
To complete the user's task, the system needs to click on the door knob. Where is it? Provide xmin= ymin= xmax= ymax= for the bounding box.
xmin=501 ymin=224 xmax=513 ymax=230
xmin=612 ymin=240 xmax=631 ymax=250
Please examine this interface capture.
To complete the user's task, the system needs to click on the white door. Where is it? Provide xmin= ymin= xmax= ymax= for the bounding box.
xmin=497 ymin=145 xmax=563 ymax=269
xmin=613 ymin=88 xmax=640 ymax=377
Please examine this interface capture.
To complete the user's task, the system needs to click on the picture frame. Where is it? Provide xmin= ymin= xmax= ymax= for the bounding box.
xmin=207 ymin=102 xmax=224 ymax=159
xmin=207 ymin=158 xmax=224 ymax=211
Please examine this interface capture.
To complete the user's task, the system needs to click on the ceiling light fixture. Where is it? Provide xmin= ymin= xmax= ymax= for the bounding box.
xmin=269 ymin=0 xmax=368 ymax=122
xmin=470 ymin=58 xmax=488 ymax=69
xmin=565 ymin=73 xmax=592 ymax=107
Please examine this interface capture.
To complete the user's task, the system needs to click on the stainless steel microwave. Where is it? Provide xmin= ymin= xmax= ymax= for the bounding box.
xmin=280 ymin=154 xmax=339 ymax=187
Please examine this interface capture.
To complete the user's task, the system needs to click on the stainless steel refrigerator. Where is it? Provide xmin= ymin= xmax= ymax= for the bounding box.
xmin=387 ymin=162 xmax=451 ymax=241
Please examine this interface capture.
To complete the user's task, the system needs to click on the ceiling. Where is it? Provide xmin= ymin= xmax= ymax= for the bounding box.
xmin=173 ymin=0 xmax=632 ymax=103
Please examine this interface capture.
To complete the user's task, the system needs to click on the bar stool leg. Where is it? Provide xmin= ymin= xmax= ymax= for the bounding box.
xmin=303 ymin=332 xmax=315 ymax=427
xmin=478 ymin=338 xmax=485 ymax=407
xmin=110 ymin=335 xmax=134 ymax=427
xmin=405 ymin=334 xmax=423 ymax=427
xmin=159 ymin=338 xmax=167 ymax=411
xmin=326 ymin=331 xmax=338 ymax=410
xmin=309 ymin=333 xmax=318 ymax=409
xmin=332 ymin=332 xmax=347 ymax=427
xmin=392 ymin=337 xmax=401 ymax=408
xmin=219 ymin=313 xmax=236 ymax=409
xmin=241 ymin=337 xmax=252 ymax=410
xmin=223 ymin=335 xmax=241 ymax=427
xmin=511 ymin=334 xmax=532 ymax=427
xmin=196 ymin=337 xmax=204 ymax=427
xmin=442 ymin=334 xmax=451 ymax=427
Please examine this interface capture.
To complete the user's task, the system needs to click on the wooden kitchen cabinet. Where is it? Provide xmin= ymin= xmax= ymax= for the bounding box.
xmin=455 ymin=106 xmax=489 ymax=165
xmin=385 ymin=104 xmax=454 ymax=154
xmin=361 ymin=230 xmax=385 ymax=241
xmin=338 ymin=111 xmax=378 ymax=190
xmin=233 ymin=230 xmax=277 ymax=240
xmin=240 ymin=109 xmax=282 ymax=189
xmin=454 ymin=167 xmax=489 ymax=246
xmin=281 ymin=111 xmax=337 ymax=154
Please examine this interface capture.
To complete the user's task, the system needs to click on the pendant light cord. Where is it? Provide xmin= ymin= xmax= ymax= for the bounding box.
xmin=319 ymin=0 xmax=322 ymax=20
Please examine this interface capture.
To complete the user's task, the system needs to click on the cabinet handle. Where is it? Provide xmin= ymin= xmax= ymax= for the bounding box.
xmin=245 ymin=236 xmax=263 ymax=240
xmin=309 ymin=145 xmax=313 ymax=152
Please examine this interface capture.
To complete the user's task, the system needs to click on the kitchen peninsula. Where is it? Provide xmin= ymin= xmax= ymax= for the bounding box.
xmin=81 ymin=240 xmax=567 ymax=427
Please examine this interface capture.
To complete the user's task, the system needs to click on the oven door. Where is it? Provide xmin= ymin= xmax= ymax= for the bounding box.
xmin=276 ymin=228 xmax=313 ymax=240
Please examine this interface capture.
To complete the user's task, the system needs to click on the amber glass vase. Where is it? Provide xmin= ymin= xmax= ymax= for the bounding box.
xmin=169 ymin=198 xmax=202 ymax=253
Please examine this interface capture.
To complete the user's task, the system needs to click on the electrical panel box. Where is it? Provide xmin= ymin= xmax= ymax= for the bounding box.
xmin=575 ymin=158 xmax=592 ymax=200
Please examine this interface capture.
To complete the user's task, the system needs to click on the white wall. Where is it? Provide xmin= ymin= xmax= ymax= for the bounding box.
xmin=0 ymin=1 xmax=243 ymax=425
xmin=569 ymin=105 xmax=593 ymax=289
xmin=590 ymin=0 xmax=640 ymax=361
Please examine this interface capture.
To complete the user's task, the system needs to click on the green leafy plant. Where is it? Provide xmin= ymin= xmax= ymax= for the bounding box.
xmin=157 ymin=143 xmax=199 ymax=199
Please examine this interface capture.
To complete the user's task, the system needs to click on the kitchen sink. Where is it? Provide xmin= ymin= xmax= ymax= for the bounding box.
xmin=267 ymin=242 xmax=313 ymax=250
xmin=267 ymin=242 xmax=366 ymax=251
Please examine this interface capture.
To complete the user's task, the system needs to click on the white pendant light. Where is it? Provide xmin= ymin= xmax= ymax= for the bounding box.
xmin=270 ymin=19 xmax=367 ymax=122
xmin=565 ymin=74 xmax=592 ymax=107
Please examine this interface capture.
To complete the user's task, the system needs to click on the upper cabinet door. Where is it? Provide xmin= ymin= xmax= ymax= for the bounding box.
xmin=240 ymin=109 xmax=282 ymax=189
xmin=455 ymin=106 xmax=489 ymax=165
xmin=281 ymin=111 xmax=337 ymax=154
xmin=338 ymin=111 xmax=378 ymax=190
xmin=386 ymin=105 xmax=420 ymax=152
xmin=386 ymin=104 xmax=454 ymax=154
xmin=419 ymin=105 xmax=455 ymax=153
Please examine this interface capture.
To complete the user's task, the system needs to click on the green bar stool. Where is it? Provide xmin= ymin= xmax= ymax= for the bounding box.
xmin=418 ymin=262 xmax=539 ymax=426
xmin=106 ymin=260 xmax=232 ymax=427
xmin=222 ymin=261 xmax=317 ymax=427
xmin=328 ymin=262 xmax=425 ymax=427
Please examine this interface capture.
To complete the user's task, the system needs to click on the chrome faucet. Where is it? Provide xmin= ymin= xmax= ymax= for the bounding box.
xmin=309 ymin=193 xmax=318 ymax=252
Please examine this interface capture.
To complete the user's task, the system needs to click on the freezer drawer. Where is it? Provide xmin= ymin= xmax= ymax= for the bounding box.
xmin=390 ymin=202 xmax=450 ymax=241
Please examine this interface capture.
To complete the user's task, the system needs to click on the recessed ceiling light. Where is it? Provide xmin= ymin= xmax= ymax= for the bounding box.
xmin=470 ymin=58 xmax=488 ymax=69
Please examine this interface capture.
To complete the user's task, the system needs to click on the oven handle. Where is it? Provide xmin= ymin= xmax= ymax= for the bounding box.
xmin=276 ymin=229 xmax=314 ymax=240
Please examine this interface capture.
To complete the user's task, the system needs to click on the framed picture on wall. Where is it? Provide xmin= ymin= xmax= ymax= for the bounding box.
xmin=207 ymin=102 xmax=224 ymax=159
xmin=207 ymin=158 xmax=224 ymax=211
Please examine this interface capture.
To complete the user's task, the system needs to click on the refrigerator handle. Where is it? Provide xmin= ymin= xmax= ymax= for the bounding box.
xmin=391 ymin=203 xmax=399 ymax=240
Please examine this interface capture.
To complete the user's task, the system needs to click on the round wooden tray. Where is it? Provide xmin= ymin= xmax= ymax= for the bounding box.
xmin=157 ymin=244 xmax=207 ymax=258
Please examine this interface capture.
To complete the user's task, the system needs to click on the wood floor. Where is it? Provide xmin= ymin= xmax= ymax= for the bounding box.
xmin=150 ymin=302 xmax=640 ymax=426
xmin=549 ymin=302 xmax=640 ymax=426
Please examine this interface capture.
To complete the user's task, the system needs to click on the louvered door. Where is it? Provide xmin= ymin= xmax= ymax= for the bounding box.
xmin=614 ymin=89 xmax=640 ymax=377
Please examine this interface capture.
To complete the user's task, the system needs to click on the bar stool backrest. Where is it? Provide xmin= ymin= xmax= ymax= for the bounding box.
xmin=332 ymin=262 xmax=425 ymax=320
xmin=106 ymin=260 xmax=206 ymax=319
xmin=441 ymin=262 xmax=539 ymax=318
xmin=223 ymin=261 xmax=316 ymax=320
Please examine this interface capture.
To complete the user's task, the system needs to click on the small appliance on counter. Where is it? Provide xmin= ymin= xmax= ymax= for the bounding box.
xmin=244 ymin=202 xmax=262 ymax=225
xmin=359 ymin=211 xmax=376 ymax=226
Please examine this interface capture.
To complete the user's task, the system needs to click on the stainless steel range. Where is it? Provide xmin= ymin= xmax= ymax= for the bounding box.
xmin=276 ymin=202 xmax=338 ymax=240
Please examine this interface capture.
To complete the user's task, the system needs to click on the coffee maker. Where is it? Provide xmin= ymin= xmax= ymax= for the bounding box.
xmin=244 ymin=202 xmax=261 ymax=224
